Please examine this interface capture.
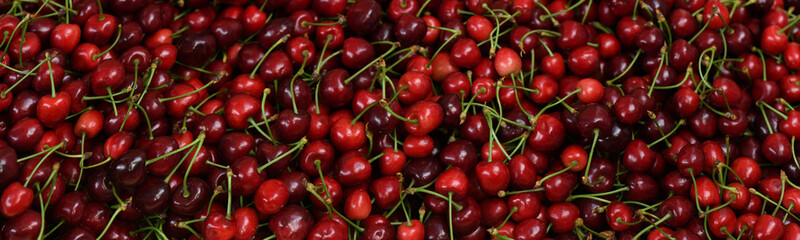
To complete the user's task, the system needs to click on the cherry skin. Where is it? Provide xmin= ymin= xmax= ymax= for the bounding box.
xmin=435 ymin=167 xmax=469 ymax=200
xmin=255 ymin=179 xmax=289 ymax=215
xmin=397 ymin=219 xmax=424 ymax=240
xmin=203 ymin=212 xmax=236 ymax=240
xmin=475 ymin=160 xmax=510 ymax=196
xmin=269 ymin=205 xmax=315 ymax=240
xmin=0 ymin=182 xmax=33 ymax=218
xmin=753 ymin=214 xmax=784 ymax=240
xmin=547 ymin=202 xmax=580 ymax=233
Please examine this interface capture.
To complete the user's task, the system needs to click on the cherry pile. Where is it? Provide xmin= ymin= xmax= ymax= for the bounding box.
xmin=5 ymin=0 xmax=800 ymax=239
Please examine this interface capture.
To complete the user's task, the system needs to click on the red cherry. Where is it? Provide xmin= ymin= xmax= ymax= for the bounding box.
xmin=330 ymin=118 xmax=366 ymax=152
xmin=576 ymin=78 xmax=604 ymax=103
xmin=0 ymin=182 xmax=33 ymax=218
xmin=435 ymin=167 xmax=469 ymax=200
xmin=203 ymin=212 xmax=236 ymax=240
xmin=255 ymin=179 xmax=289 ymax=215
xmin=753 ymin=214 xmax=784 ymax=240
xmin=494 ymin=47 xmax=521 ymax=77
xmin=475 ymin=160 xmax=510 ymax=196
xmin=762 ymin=25 xmax=788 ymax=55
xmin=397 ymin=219 xmax=424 ymax=240
xmin=403 ymin=100 xmax=443 ymax=136
xmin=344 ymin=188 xmax=371 ymax=220
xmin=546 ymin=202 xmax=580 ymax=233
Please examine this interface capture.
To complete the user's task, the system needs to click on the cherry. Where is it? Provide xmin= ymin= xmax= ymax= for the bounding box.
xmin=495 ymin=47 xmax=521 ymax=77
xmin=762 ymin=25 xmax=790 ymax=55
xmin=547 ymin=202 xmax=579 ymax=233
xmin=397 ymin=219 xmax=424 ymax=240
xmin=336 ymin=154 xmax=372 ymax=185
xmin=3 ymin=210 xmax=42 ymax=240
xmin=690 ymin=176 xmax=721 ymax=207
xmin=269 ymin=205 xmax=315 ymax=240
xmin=513 ymin=218 xmax=546 ymax=240
xmin=133 ymin=177 xmax=170 ymax=215
xmin=403 ymin=100 xmax=443 ymax=136
xmin=753 ymin=214 xmax=784 ymax=240
xmin=528 ymin=114 xmax=565 ymax=152
xmin=369 ymin=175 xmax=401 ymax=210
xmin=203 ymin=212 xmax=236 ymax=240
xmin=475 ymin=160 xmax=510 ymax=195
xmin=170 ymin=177 xmax=211 ymax=216
xmin=0 ymin=181 xmax=32 ymax=218
xmin=108 ymin=148 xmax=147 ymax=188
xmin=623 ymin=173 xmax=659 ymax=202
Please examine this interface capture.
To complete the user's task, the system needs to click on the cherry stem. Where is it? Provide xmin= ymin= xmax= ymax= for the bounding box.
xmin=226 ymin=168 xmax=233 ymax=219
xmin=758 ymin=100 xmax=789 ymax=119
xmin=305 ymin=183 xmax=366 ymax=232
xmin=495 ymin=206 xmax=518 ymax=232
xmin=748 ymin=188 xmax=800 ymax=221
xmin=632 ymin=213 xmax=671 ymax=240
xmin=607 ymin=49 xmax=642 ymax=85
xmin=182 ymin=132 xmax=205 ymax=198
xmin=314 ymin=160 xmax=334 ymax=204
xmin=257 ymin=138 xmax=307 ymax=172
xmin=653 ymin=65 xmax=694 ymax=90
xmin=159 ymin=80 xmax=217 ymax=103
xmin=497 ymin=188 xmax=544 ymax=198
xmin=533 ymin=89 xmax=581 ymax=121
xmin=301 ymin=20 xmax=342 ymax=27
xmin=351 ymin=101 xmax=381 ymax=125
xmin=385 ymin=179 xmax=412 ymax=218
xmin=448 ymin=192 xmax=455 ymax=240
xmin=92 ymin=25 xmax=122 ymax=60
xmin=381 ymin=100 xmax=419 ymax=124
xmin=250 ymin=35 xmax=289 ymax=79
xmin=582 ymin=129 xmax=601 ymax=181
xmin=248 ymin=117 xmax=278 ymax=144
xmin=161 ymin=143 xmax=198 ymax=185
xmin=647 ymin=119 xmax=685 ymax=148
xmin=774 ymin=176 xmax=788 ymax=216
xmin=97 ymin=199 xmax=130 ymax=240
xmin=408 ymin=187 xmax=463 ymax=210
xmin=399 ymin=197 xmax=412 ymax=225
xmin=145 ymin=133 xmax=205 ymax=165
xmin=73 ymin=133 xmax=86 ymax=191
xmin=1 ymin=54 xmax=49 ymax=98
xmin=385 ymin=47 xmax=417 ymax=72
xmin=647 ymin=45 xmax=668 ymax=96
xmin=759 ymin=100 xmax=776 ymax=134
xmin=687 ymin=169 xmax=706 ymax=214
xmin=42 ymin=219 xmax=65 ymax=239
xmin=23 ymin=143 xmax=63 ymax=188
xmin=289 ymin=52 xmax=310 ymax=114
xmin=95 ymin=0 xmax=104 ymax=20
xmin=367 ymin=152 xmax=385 ymax=163
xmin=206 ymin=186 xmax=223 ymax=217
xmin=793 ymin=137 xmax=800 ymax=172
xmin=780 ymin=14 xmax=800 ymax=34
xmin=44 ymin=55 xmax=56 ymax=98
xmin=313 ymin=35 xmax=334 ymax=78
xmin=132 ymin=227 xmax=170 ymax=240
xmin=568 ymin=187 xmax=629 ymax=202
xmin=39 ymin=162 xmax=60 ymax=200
xmin=345 ymin=43 xmax=399 ymax=84
xmin=543 ymin=0 xmax=586 ymax=19
xmin=536 ymin=161 xmax=579 ymax=188
xmin=416 ymin=0 xmax=432 ymax=16
xmin=165 ymin=25 xmax=190 ymax=38
xmin=426 ymin=30 xmax=461 ymax=69
xmin=700 ymin=196 xmax=735 ymax=218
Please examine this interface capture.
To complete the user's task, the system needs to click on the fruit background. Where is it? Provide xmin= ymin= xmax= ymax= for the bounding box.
xmin=1 ymin=0 xmax=800 ymax=239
